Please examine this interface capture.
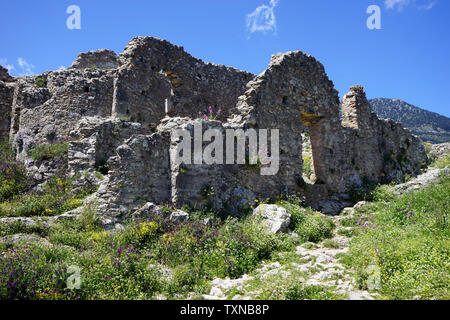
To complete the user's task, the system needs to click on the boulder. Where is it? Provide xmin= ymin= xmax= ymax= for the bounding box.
xmin=132 ymin=202 xmax=162 ymax=221
xmin=252 ymin=204 xmax=291 ymax=233
xmin=169 ymin=209 xmax=189 ymax=223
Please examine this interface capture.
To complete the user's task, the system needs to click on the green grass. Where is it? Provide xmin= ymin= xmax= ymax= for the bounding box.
xmin=342 ymin=174 xmax=450 ymax=300
xmin=28 ymin=142 xmax=68 ymax=161
xmin=0 ymin=219 xmax=49 ymax=238
xmin=302 ymin=154 xmax=312 ymax=180
xmin=0 ymin=203 xmax=298 ymax=299
xmin=34 ymin=77 xmax=47 ymax=88
xmin=436 ymin=152 xmax=450 ymax=169
xmin=285 ymin=284 xmax=343 ymax=300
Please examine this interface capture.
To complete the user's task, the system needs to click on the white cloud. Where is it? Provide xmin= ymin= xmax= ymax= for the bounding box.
xmin=57 ymin=65 xmax=66 ymax=71
xmin=418 ymin=1 xmax=437 ymax=10
xmin=0 ymin=58 xmax=15 ymax=72
xmin=17 ymin=57 xmax=35 ymax=76
xmin=246 ymin=0 xmax=279 ymax=35
xmin=385 ymin=0 xmax=437 ymax=11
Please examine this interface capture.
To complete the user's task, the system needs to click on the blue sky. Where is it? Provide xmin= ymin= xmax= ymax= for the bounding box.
xmin=1 ymin=0 xmax=449 ymax=117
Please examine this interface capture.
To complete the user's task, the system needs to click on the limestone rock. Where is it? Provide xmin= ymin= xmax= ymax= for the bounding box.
xmin=252 ymin=204 xmax=291 ymax=233
xmin=169 ymin=209 xmax=189 ymax=223
xmin=429 ymin=143 xmax=450 ymax=162
xmin=395 ymin=167 xmax=449 ymax=194
xmin=132 ymin=202 xmax=162 ymax=221
xmin=0 ymin=234 xmax=52 ymax=247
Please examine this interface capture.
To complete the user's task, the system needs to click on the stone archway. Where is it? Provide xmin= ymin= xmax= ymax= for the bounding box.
xmin=229 ymin=51 xmax=347 ymax=197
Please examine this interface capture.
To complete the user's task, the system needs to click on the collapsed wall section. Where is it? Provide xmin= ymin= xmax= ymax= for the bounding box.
xmin=341 ymin=85 xmax=428 ymax=185
xmin=0 ymin=38 xmax=430 ymax=219
xmin=95 ymin=133 xmax=172 ymax=219
xmin=229 ymin=51 xmax=348 ymax=196
xmin=10 ymin=69 xmax=115 ymax=160
xmin=112 ymin=37 xmax=254 ymax=127
xmin=69 ymin=49 xmax=119 ymax=70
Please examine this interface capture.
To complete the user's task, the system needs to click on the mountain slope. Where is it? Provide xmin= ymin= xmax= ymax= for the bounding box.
xmin=369 ymin=98 xmax=450 ymax=144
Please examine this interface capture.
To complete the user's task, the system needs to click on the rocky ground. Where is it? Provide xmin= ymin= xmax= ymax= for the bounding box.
xmin=193 ymin=143 xmax=450 ymax=300
xmin=198 ymin=203 xmax=378 ymax=300
xmin=1 ymin=143 xmax=448 ymax=300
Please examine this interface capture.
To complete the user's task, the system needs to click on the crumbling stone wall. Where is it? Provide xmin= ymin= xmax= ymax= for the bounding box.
xmin=0 ymin=67 xmax=15 ymax=140
xmin=96 ymin=133 xmax=172 ymax=220
xmin=1 ymin=37 xmax=429 ymax=221
xmin=113 ymin=37 xmax=254 ymax=127
xmin=68 ymin=116 xmax=147 ymax=176
xmin=341 ymin=85 xmax=427 ymax=185
xmin=229 ymin=51 xmax=351 ymax=196
xmin=69 ymin=49 xmax=119 ymax=70
xmin=10 ymin=69 xmax=115 ymax=161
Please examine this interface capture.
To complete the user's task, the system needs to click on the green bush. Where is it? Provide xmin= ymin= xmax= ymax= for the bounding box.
xmin=279 ymin=201 xmax=335 ymax=243
xmin=0 ymin=220 xmax=49 ymax=238
xmin=29 ymin=142 xmax=68 ymax=161
xmin=303 ymin=154 xmax=312 ymax=179
xmin=295 ymin=214 xmax=335 ymax=243
xmin=436 ymin=152 xmax=450 ymax=169
xmin=0 ymin=244 xmax=76 ymax=300
xmin=0 ymin=142 xmax=32 ymax=202
xmin=2 ymin=172 xmax=94 ymax=218
xmin=34 ymin=77 xmax=47 ymax=88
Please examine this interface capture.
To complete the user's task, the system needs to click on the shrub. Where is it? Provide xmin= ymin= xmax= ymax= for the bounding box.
xmin=4 ymin=172 xmax=94 ymax=218
xmin=0 ymin=246 xmax=76 ymax=300
xmin=436 ymin=152 xmax=450 ymax=169
xmin=295 ymin=214 xmax=335 ymax=243
xmin=34 ymin=77 xmax=47 ymax=88
xmin=0 ymin=220 xmax=49 ymax=238
xmin=279 ymin=201 xmax=335 ymax=243
xmin=302 ymin=154 xmax=312 ymax=179
xmin=29 ymin=142 xmax=68 ymax=161
xmin=0 ymin=142 xmax=32 ymax=202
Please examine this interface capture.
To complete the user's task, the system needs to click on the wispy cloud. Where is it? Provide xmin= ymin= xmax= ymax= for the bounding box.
xmin=385 ymin=0 xmax=437 ymax=11
xmin=0 ymin=58 xmax=15 ymax=73
xmin=17 ymin=57 xmax=35 ymax=76
xmin=246 ymin=0 xmax=279 ymax=35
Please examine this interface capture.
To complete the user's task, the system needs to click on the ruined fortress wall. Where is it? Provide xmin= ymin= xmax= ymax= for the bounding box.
xmin=0 ymin=37 xmax=429 ymax=219
xmin=9 ymin=69 xmax=115 ymax=160
xmin=341 ymin=85 xmax=427 ymax=185
xmin=96 ymin=133 xmax=172 ymax=219
xmin=0 ymin=81 xmax=14 ymax=141
xmin=69 ymin=49 xmax=119 ymax=70
xmin=113 ymin=37 xmax=255 ymax=126
xmin=229 ymin=51 xmax=350 ymax=195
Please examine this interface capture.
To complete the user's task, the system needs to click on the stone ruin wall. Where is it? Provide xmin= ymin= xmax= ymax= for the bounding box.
xmin=113 ymin=37 xmax=254 ymax=128
xmin=0 ymin=36 xmax=428 ymax=221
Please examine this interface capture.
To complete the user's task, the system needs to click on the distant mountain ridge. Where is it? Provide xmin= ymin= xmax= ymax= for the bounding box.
xmin=369 ymin=98 xmax=450 ymax=144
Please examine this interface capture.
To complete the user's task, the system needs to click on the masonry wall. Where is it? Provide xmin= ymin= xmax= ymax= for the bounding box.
xmin=0 ymin=81 xmax=14 ymax=141
xmin=0 ymin=37 xmax=429 ymax=221
xmin=112 ymin=37 xmax=254 ymax=127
